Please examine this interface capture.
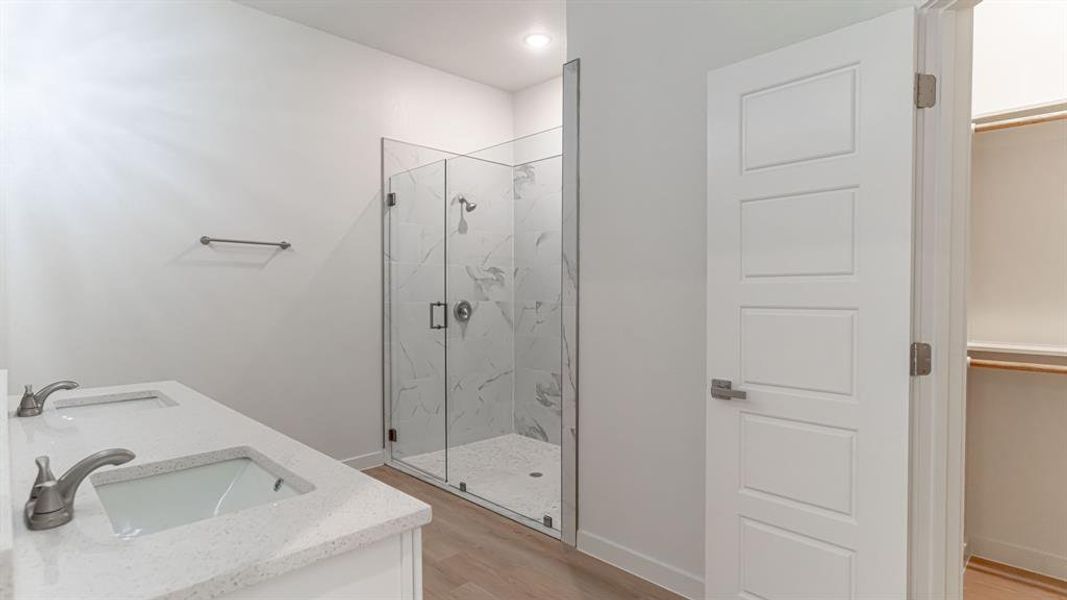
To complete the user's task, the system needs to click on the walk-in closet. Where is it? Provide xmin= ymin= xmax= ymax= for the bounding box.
xmin=964 ymin=3 xmax=1067 ymax=597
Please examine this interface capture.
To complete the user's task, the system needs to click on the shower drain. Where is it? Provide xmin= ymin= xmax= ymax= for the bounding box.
xmin=529 ymin=471 xmax=543 ymax=478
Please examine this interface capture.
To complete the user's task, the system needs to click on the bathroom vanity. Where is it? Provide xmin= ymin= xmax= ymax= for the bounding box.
xmin=3 ymin=380 xmax=429 ymax=599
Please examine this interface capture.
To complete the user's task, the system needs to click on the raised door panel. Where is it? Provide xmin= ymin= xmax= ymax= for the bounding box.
xmin=740 ymin=188 xmax=857 ymax=279
xmin=740 ymin=413 xmax=856 ymax=516
xmin=742 ymin=66 xmax=858 ymax=172
xmin=741 ymin=519 xmax=854 ymax=600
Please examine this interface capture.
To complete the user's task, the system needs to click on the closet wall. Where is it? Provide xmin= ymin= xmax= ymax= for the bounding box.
xmin=969 ymin=120 xmax=1067 ymax=348
xmin=972 ymin=0 xmax=1066 ymax=117
xmin=966 ymin=119 xmax=1067 ymax=580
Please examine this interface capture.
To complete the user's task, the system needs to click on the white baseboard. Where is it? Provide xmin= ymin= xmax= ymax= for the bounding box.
xmin=341 ymin=449 xmax=386 ymax=471
xmin=577 ymin=530 xmax=704 ymax=599
xmin=968 ymin=535 xmax=1067 ymax=581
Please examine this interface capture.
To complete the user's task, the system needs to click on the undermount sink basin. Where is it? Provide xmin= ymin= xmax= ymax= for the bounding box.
xmin=91 ymin=447 xmax=313 ymax=538
xmin=54 ymin=391 xmax=178 ymax=419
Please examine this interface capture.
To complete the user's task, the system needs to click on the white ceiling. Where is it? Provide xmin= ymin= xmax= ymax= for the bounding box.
xmin=237 ymin=0 xmax=565 ymax=92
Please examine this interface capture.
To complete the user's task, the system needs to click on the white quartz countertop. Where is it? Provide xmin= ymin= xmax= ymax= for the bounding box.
xmin=6 ymin=381 xmax=430 ymax=600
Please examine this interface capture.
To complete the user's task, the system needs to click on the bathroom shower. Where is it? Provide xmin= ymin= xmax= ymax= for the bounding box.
xmin=382 ymin=126 xmax=571 ymax=537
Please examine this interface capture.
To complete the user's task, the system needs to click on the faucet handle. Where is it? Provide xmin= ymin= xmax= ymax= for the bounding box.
xmin=29 ymin=481 xmax=66 ymax=515
xmin=29 ymin=456 xmax=56 ymax=500
xmin=17 ymin=385 xmax=40 ymax=417
xmin=35 ymin=456 xmax=56 ymax=483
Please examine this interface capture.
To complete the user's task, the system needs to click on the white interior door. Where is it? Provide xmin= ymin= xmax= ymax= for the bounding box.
xmin=705 ymin=8 xmax=917 ymax=598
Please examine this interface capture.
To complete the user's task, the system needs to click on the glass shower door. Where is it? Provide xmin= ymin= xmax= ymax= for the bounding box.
xmin=445 ymin=154 xmax=562 ymax=529
xmin=386 ymin=160 xmax=448 ymax=480
xmin=444 ymin=155 xmax=516 ymax=495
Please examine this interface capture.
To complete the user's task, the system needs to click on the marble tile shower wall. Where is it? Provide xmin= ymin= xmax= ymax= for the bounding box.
xmin=513 ymin=157 xmax=563 ymax=445
xmin=445 ymin=158 xmax=517 ymax=448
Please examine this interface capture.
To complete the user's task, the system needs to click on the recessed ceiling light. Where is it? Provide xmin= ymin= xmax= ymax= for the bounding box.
xmin=523 ymin=33 xmax=552 ymax=49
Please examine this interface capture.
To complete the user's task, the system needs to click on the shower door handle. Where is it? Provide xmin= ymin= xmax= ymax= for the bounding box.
xmin=429 ymin=302 xmax=448 ymax=330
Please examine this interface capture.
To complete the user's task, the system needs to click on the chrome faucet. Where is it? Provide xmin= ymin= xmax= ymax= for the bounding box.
xmin=25 ymin=448 xmax=135 ymax=530
xmin=16 ymin=380 xmax=79 ymax=417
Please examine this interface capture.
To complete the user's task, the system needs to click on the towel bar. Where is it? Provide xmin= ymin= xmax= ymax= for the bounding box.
xmin=200 ymin=236 xmax=291 ymax=250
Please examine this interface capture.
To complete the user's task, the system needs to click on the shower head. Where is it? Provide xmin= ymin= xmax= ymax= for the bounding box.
xmin=456 ymin=196 xmax=477 ymax=213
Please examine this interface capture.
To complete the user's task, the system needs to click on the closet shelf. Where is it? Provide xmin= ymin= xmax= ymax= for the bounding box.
xmin=973 ymin=100 xmax=1067 ymax=133
xmin=967 ymin=341 xmax=1067 ymax=358
xmin=967 ymin=342 xmax=1067 ymax=375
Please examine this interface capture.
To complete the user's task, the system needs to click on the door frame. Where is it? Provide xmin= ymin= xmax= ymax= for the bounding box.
xmin=910 ymin=1 xmax=978 ymax=598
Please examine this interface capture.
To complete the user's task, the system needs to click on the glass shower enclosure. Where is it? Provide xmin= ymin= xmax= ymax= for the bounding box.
xmin=382 ymin=128 xmax=565 ymax=535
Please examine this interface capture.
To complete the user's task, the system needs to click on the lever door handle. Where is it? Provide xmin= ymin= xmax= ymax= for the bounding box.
xmin=710 ymin=379 xmax=747 ymax=400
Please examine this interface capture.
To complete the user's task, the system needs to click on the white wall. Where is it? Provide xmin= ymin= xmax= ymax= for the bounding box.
xmin=566 ymin=2 xmax=916 ymax=597
xmin=513 ymin=76 xmax=563 ymax=138
xmin=0 ymin=176 xmax=7 ymax=371
xmin=0 ymin=12 xmax=7 ymax=370
xmin=0 ymin=0 xmax=514 ymax=464
xmin=969 ymin=121 xmax=1067 ymax=347
xmin=973 ymin=0 xmax=1067 ymax=116
xmin=966 ymin=364 xmax=1067 ymax=580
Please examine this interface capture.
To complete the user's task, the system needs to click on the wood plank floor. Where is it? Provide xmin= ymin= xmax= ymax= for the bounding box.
xmin=366 ymin=466 xmax=683 ymax=600
xmin=965 ymin=562 xmax=1067 ymax=600
xmin=373 ymin=465 xmax=1067 ymax=600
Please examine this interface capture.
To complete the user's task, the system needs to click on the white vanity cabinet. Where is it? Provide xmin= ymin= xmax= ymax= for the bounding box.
xmin=224 ymin=529 xmax=423 ymax=600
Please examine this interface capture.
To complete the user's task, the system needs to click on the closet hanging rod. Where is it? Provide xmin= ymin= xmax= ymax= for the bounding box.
xmin=967 ymin=357 xmax=1067 ymax=375
xmin=200 ymin=236 xmax=291 ymax=250
xmin=974 ymin=100 xmax=1067 ymax=133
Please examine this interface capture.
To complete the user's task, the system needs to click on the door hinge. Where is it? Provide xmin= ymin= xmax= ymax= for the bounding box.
xmin=386 ymin=192 xmax=397 ymax=207
xmin=911 ymin=342 xmax=932 ymax=376
xmin=388 ymin=428 xmax=397 ymax=442
xmin=915 ymin=73 xmax=937 ymax=109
